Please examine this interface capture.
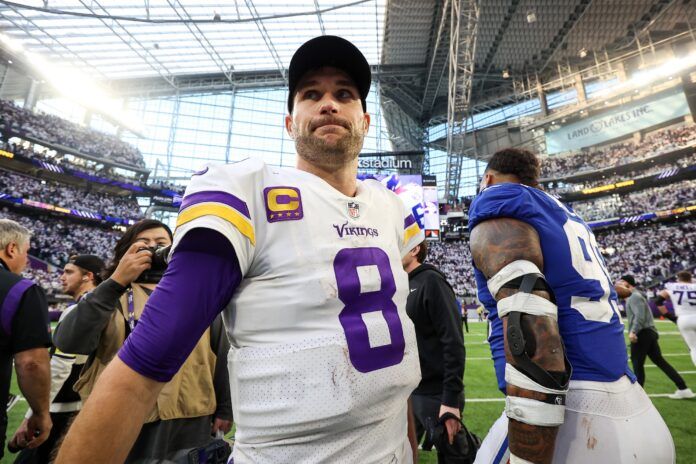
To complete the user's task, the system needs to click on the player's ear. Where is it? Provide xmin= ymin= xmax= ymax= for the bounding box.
xmin=481 ymin=172 xmax=494 ymax=189
xmin=285 ymin=115 xmax=295 ymax=139
xmin=362 ymin=113 xmax=370 ymax=134
xmin=5 ymin=242 xmax=16 ymax=259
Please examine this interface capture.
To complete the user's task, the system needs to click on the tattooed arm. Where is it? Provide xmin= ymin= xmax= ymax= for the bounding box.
xmin=470 ymin=218 xmax=565 ymax=464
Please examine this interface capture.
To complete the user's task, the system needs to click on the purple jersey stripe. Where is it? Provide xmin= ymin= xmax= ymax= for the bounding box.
xmin=1 ymin=279 xmax=34 ymax=335
xmin=180 ymin=190 xmax=250 ymax=220
xmin=404 ymin=214 xmax=417 ymax=229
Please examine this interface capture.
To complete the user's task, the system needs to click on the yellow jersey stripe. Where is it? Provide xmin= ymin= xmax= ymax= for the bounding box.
xmin=403 ymin=223 xmax=421 ymax=245
xmin=176 ymin=203 xmax=255 ymax=246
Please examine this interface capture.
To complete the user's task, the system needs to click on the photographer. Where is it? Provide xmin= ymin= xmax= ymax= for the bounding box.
xmin=53 ymin=220 xmax=232 ymax=463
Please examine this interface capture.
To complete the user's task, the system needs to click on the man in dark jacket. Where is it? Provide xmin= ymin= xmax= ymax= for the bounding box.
xmin=0 ymin=219 xmax=52 ymax=459
xmin=403 ymin=240 xmax=466 ymax=462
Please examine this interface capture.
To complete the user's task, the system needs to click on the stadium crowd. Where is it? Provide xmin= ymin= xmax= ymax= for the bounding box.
xmin=22 ymin=267 xmax=63 ymax=296
xmin=540 ymin=124 xmax=696 ymax=179
xmin=570 ymin=179 xmax=696 ymax=221
xmin=0 ymin=138 xmax=185 ymax=195
xmin=0 ymin=99 xmax=145 ymax=168
xmin=545 ymin=152 xmax=696 ymax=195
xmin=0 ymin=169 xmax=143 ymax=220
xmin=2 ymin=207 xmax=693 ymax=310
xmin=1 ymin=208 xmax=119 ymax=268
xmin=427 ymin=241 xmax=477 ymax=299
xmin=427 ymin=219 xmax=694 ymax=301
xmin=596 ymin=220 xmax=696 ymax=287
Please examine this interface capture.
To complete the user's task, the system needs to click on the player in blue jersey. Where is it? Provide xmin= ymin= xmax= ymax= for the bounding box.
xmin=469 ymin=148 xmax=674 ymax=464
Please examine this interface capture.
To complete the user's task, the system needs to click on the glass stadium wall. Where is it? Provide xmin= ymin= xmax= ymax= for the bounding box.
xmin=23 ymin=85 xmax=393 ymax=184
xmin=115 ymin=85 xmax=393 ymax=183
xmin=21 ymin=86 xmax=394 ymax=227
xmin=19 ymin=75 xmax=621 ymax=203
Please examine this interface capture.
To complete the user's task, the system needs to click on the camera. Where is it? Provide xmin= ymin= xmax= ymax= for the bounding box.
xmin=135 ymin=245 xmax=171 ymax=283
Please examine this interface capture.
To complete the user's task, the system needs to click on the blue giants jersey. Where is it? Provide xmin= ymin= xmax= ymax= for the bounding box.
xmin=468 ymin=183 xmax=634 ymax=392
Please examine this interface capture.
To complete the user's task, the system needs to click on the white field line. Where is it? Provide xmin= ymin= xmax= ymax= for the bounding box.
xmin=467 ymin=391 xmax=696 ymax=402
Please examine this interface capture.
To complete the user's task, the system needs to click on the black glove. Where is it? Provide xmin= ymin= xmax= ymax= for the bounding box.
xmin=425 ymin=413 xmax=481 ymax=464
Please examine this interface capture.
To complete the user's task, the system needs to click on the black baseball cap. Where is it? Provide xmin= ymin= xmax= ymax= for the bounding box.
xmin=69 ymin=254 xmax=105 ymax=277
xmin=287 ymin=35 xmax=371 ymax=114
xmin=620 ymin=275 xmax=637 ymax=287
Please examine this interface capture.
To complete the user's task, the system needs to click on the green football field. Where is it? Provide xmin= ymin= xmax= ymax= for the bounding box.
xmin=417 ymin=319 xmax=696 ymax=464
xmin=3 ymin=320 xmax=694 ymax=462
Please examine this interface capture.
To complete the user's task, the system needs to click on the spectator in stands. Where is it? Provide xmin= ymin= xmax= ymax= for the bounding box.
xmin=0 ymin=169 xmax=143 ymax=221
xmin=570 ymin=179 xmax=696 ymax=222
xmin=403 ymin=240 xmax=468 ymax=462
xmin=2 ymin=209 xmax=120 ymax=268
xmin=23 ymin=268 xmax=63 ymax=297
xmin=0 ymin=137 xmax=185 ymax=196
xmin=598 ymin=221 xmax=696 ymax=287
xmin=52 ymin=219 xmax=232 ymax=462
xmin=0 ymin=100 xmax=145 ymax=168
xmin=619 ymin=275 xmax=695 ymax=399
xmin=428 ymin=241 xmax=477 ymax=298
xmin=545 ymin=152 xmax=696 ymax=195
xmin=10 ymin=254 xmax=105 ymax=463
xmin=540 ymin=124 xmax=696 ymax=179
xmin=0 ymin=219 xmax=52 ymax=459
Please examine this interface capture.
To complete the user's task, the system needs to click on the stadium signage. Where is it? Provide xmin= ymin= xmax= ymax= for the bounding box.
xmin=357 ymin=158 xmax=412 ymax=169
xmin=546 ymin=90 xmax=690 ymax=154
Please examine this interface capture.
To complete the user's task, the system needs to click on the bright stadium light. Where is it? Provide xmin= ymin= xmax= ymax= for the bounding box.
xmin=0 ymin=33 xmax=143 ymax=136
xmin=589 ymin=51 xmax=696 ymax=101
xmin=0 ymin=33 xmax=22 ymax=53
xmin=628 ymin=51 xmax=696 ymax=87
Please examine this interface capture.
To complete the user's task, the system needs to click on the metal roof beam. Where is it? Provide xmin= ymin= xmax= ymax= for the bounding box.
xmin=421 ymin=0 xmax=450 ymax=116
xmin=475 ymin=0 xmax=520 ymax=96
xmin=167 ymin=0 xmax=235 ymax=85
xmin=77 ymin=0 xmax=178 ymax=89
xmin=313 ymin=0 xmax=326 ymax=35
xmin=445 ymin=0 xmax=479 ymax=201
xmin=106 ymin=63 xmax=425 ymax=97
xmin=2 ymin=3 xmax=110 ymax=81
xmin=538 ymin=0 xmax=594 ymax=73
xmin=244 ymin=0 xmax=287 ymax=83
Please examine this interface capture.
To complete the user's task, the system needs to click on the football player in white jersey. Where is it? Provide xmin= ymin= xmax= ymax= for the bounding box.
xmin=56 ymin=36 xmax=424 ymax=464
xmin=657 ymin=270 xmax=696 ymax=369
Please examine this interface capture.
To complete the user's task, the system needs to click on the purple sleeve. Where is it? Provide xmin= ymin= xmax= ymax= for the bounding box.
xmin=118 ymin=228 xmax=242 ymax=382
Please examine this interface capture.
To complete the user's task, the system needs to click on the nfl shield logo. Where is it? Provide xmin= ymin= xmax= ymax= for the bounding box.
xmin=347 ymin=202 xmax=360 ymax=219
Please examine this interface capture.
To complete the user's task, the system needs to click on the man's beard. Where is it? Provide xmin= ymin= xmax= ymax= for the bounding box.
xmin=293 ymin=118 xmax=365 ymax=169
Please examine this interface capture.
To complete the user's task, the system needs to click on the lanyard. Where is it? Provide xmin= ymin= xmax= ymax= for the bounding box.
xmin=127 ymin=288 xmax=136 ymax=331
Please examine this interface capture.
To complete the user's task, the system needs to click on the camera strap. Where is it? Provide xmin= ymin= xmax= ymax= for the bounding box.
xmin=127 ymin=288 xmax=135 ymax=331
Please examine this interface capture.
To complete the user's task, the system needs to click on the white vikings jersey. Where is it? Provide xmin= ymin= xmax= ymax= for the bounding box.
xmin=172 ymin=158 xmax=423 ymax=463
xmin=665 ymin=281 xmax=696 ymax=317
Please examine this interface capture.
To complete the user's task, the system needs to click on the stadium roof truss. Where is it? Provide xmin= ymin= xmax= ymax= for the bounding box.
xmin=0 ymin=1 xmax=389 ymax=80
xmin=1 ymin=0 xmax=696 ymax=199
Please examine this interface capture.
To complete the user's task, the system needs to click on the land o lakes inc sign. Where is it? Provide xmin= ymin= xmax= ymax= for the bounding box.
xmin=545 ymin=89 xmax=691 ymax=154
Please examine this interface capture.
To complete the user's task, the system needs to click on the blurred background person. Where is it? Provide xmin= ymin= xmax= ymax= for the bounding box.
xmin=619 ymin=275 xmax=695 ymax=399
xmin=0 ymin=219 xmax=52 ymax=459
xmin=52 ymin=219 xmax=232 ymax=462
xmin=656 ymin=271 xmax=696 ymax=366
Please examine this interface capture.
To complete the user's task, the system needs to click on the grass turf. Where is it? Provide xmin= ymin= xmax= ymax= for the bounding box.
xmin=3 ymin=320 xmax=694 ymax=462
xmin=417 ymin=319 xmax=695 ymax=463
